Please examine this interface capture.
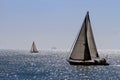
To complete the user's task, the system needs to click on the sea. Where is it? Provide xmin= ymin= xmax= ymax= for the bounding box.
xmin=0 ymin=49 xmax=120 ymax=80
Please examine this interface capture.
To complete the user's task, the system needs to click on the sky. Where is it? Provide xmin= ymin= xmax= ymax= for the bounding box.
xmin=0 ymin=0 xmax=120 ymax=50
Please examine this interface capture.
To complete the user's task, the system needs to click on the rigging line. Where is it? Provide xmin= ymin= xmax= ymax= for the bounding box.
xmin=67 ymin=14 xmax=86 ymax=59
xmin=67 ymin=25 xmax=82 ymax=59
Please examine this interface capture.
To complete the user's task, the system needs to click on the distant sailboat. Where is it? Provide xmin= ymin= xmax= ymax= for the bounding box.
xmin=67 ymin=12 xmax=109 ymax=65
xmin=30 ymin=41 xmax=39 ymax=53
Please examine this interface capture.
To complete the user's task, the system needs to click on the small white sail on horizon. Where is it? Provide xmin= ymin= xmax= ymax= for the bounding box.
xmin=30 ymin=41 xmax=39 ymax=53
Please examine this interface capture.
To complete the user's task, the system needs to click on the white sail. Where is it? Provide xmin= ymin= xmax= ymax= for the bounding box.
xmin=30 ymin=41 xmax=38 ymax=53
xmin=69 ymin=12 xmax=99 ymax=60
xmin=86 ymin=13 xmax=99 ymax=58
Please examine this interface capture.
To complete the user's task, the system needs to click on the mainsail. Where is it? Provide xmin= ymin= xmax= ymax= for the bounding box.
xmin=30 ymin=41 xmax=38 ymax=53
xmin=69 ymin=12 xmax=99 ymax=61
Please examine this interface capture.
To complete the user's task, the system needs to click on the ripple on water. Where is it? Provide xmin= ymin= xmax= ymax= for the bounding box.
xmin=0 ymin=50 xmax=120 ymax=80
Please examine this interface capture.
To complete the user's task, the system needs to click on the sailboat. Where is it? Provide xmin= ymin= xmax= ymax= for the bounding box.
xmin=67 ymin=12 xmax=109 ymax=65
xmin=30 ymin=41 xmax=39 ymax=53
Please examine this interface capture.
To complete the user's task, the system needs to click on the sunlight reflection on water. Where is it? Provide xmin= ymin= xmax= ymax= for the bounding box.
xmin=0 ymin=49 xmax=120 ymax=80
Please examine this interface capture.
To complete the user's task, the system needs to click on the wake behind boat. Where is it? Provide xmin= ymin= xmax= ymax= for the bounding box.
xmin=30 ymin=41 xmax=39 ymax=53
xmin=67 ymin=12 xmax=109 ymax=65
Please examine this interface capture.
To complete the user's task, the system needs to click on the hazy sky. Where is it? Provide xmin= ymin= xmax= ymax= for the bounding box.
xmin=0 ymin=0 xmax=120 ymax=50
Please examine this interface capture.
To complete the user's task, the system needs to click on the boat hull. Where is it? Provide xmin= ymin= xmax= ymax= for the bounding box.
xmin=67 ymin=59 xmax=109 ymax=65
xmin=31 ymin=51 xmax=39 ymax=53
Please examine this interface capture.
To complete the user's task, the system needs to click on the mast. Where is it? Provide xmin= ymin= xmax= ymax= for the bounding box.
xmin=69 ymin=11 xmax=99 ymax=60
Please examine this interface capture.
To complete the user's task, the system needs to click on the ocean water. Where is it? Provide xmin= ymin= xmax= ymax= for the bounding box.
xmin=0 ymin=49 xmax=120 ymax=80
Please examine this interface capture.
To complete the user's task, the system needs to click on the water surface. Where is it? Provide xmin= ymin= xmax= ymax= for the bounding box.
xmin=0 ymin=49 xmax=120 ymax=80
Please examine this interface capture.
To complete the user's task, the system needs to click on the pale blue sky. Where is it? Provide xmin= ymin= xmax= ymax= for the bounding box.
xmin=0 ymin=0 xmax=120 ymax=50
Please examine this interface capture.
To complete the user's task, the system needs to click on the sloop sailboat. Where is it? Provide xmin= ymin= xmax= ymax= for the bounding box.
xmin=30 ymin=41 xmax=39 ymax=53
xmin=67 ymin=12 xmax=109 ymax=65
